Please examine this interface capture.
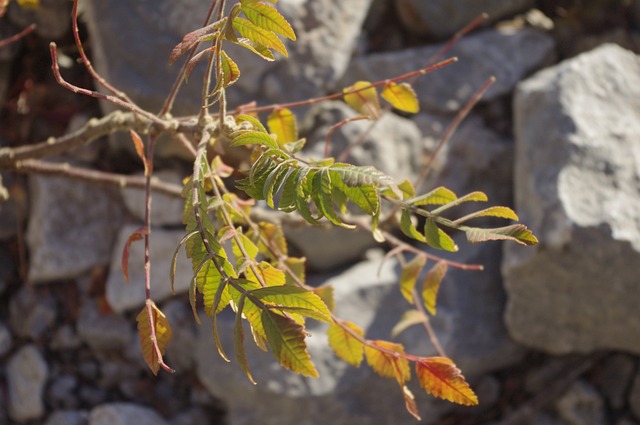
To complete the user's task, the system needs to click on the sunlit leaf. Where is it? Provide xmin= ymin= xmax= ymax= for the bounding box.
xmin=422 ymin=261 xmax=447 ymax=315
xmin=399 ymin=255 xmax=427 ymax=303
xmin=231 ymin=37 xmax=276 ymax=61
xmin=252 ymin=285 xmax=332 ymax=322
xmin=391 ymin=309 xmax=425 ymax=338
xmin=365 ymin=340 xmax=411 ymax=385
xmin=257 ymin=222 xmax=288 ymax=258
xmin=343 ymin=81 xmax=381 ymax=119
xmin=233 ymin=17 xmax=288 ymax=56
xmin=431 ymin=191 xmax=488 ymax=215
xmin=400 ymin=210 xmax=426 ymax=243
xmin=136 ymin=302 xmax=173 ymax=375
xmin=237 ymin=113 xmax=268 ymax=133
xmin=231 ymin=130 xmax=279 ymax=149
xmin=424 ymin=219 xmax=458 ymax=252
xmin=262 ymin=310 xmax=318 ymax=377
xmin=408 ymin=186 xmax=457 ymax=206
xmin=221 ymin=50 xmax=241 ymax=88
xmin=464 ymin=224 xmax=538 ymax=246
xmin=246 ymin=261 xmax=286 ymax=287
xmin=268 ymin=108 xmax=298 ymax=145
xmin=328 ymin=321 xmax=365 ymax=367
xmin=313 ymin=285 xmax=334 ymax=312
xmin=453 ymin=206 xmax=519 ymax=224
xmin=415 ymin=357 xmax=478 ymax=406
xmin=241 ymin=1 xmax=296 ymax=40
xmin=381 ymin=82 xmax=419 ymax=114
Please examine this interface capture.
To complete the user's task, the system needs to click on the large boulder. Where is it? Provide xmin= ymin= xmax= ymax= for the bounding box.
xmin=504 ymin=44 xmax=640 ymax=354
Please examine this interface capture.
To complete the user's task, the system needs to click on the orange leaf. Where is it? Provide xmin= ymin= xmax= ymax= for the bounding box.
xmin=422 ymin=261 xmax=447 ymax=315
xmin=130 ymin=130 xmax=151 ymax=176
xmin=402 ymin=385 xmax=421 ymax=420
xmin=415 ymin=357 xmax=478 ymax=406
xmin=365 ymin=340 xmax=410 ymax=385
xmin=121 ymin=227 xmax=148 ymax=283
xmin=136 ymin=302 xmax=173 ymax=375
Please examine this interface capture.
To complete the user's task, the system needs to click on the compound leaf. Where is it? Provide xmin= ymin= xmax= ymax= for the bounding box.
xmin=415 ymin=357 xmax=478 ymax=406
xmin=328 ymin=321 xmax=365 ymax=367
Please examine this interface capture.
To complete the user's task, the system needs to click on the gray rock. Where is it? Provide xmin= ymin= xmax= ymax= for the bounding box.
xmin=592 ymin=354 xmax=635 ymax=410
xmin=121 ymin=170 xmax=186 ymax=227
xmin=0 ymin=322 xmax=12 ymax=357
xmin=27 ymin=174 xmax=125 ymax=283
xmin=343 ymin=28 xmax=555 ymax=113
xmin=394 ymin=0 xmax=535 ymax=38
xmin=89 ymin=403 xmax=169 ymax=425
xmin=162 ymin=299 xmax=198 ymax=370
xmin=77 ymin=300 xmax=133 ymax=351
xmin=7 ymin=0 xmax=71 ymax=39
xmin=47 ymin=375 xmax=79 ymax=409
xmin=631 ymin=366 xmax=640 ymax=421
xmin=7 ymin=344 xmax=49 ymax=422
xmin=51 ymin=324 xmax=83 ymax=351
xmin=195 ymin=240 xmax=522 ymax=425
xmin=555 ymin=381 xmax=606 ymax=425
xmin=106 ymin=225 xmax=194 ymax=313
xmin=9 ymin=286 xmax=57 ymax=340
xmin=44 ymin=410 xmax=90 ymax=425
xmin=504 ymin=44 xmax=640 ymax=354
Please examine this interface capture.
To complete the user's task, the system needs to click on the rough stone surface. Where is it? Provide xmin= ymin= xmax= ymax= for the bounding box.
xmin=121 ymin=170 xmax=186 ymax=226
xmin=89 ymin=403 xmax=169 ymax=425
xmin=161 ymin=299 xmax=198 ymax=370
xmin=77 ymin=300 xmax=134 ymax=352
xmin=504 ymin=44 xmax=640 ymax=354
xmin=9 ymin=286 xmax=57 ymax=339
xmin=106 ymin=225 xmax=194 ymax=313
xmin=343 ymin=28 xmax=555 ymax=113
xmin=27 ymin=174 xmax=124 ymax=283
xmin=83 ymin=0 xmax=373 ymax=158
xmin=195 ymin=241 xmax=522 ymax=425
xmin=556 ymin=381 xmax=606 ymax=425
xmin=7 ymin=344 xmax=49 ymax=422
xmin=631 ymin=366 xmax=640 ymax=421
xmin=44 ymin=410 xmax=90 ymax=425
xmin=395 ymin=0 xmax=536 ymax=38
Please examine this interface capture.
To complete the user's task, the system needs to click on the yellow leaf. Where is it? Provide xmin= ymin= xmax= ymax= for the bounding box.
xmin=267 ymin=108 xmax=298 ymax=146
xmin=422 ymin=261 xmax=447 ymax=315
xmin=233 ymin=17 xmax=288 ymax=57
xmin=16 ymin=0 xmax=39 ymax=9
xmin=136 ymin=302 xmax=173 ymax=375
xmin=221 ymin=50 xmax=241 ymax=88
xmin=246 ymin=261 xmax=286 ymax=287
xmin=365 ymin=340 xmax=410 ymax=385
xmin=343 ymin=81 xmax=381 ymax=119
xmin=327 ymin=321 xmax=365 ymax=367
xmin=399 ymin=255 xmax=427 ymax=303
xmin=391 ymin=309 xmax=425 ymax=338
xmin=262 ymin=310 xmax=318 ymax=377
xmin=381 ymin=82 xmax=419 ymax=114
xmin=415 ymin=357 xmax=478 ymax=406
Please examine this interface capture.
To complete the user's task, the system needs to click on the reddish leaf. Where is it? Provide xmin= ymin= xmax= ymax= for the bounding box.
xmin=121 ymin=227 xmax=148 ymax=283
xmin=402 ymin=385 xmax=421 ymax=420
xmin=130 ymin=130 xmax=151 ymax=176
xmin=415 ymin=357 xmax=478 ymax=406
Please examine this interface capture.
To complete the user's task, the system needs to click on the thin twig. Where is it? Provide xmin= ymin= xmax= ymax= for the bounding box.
xmin=0 ymin=24 xmax=35 ymax=49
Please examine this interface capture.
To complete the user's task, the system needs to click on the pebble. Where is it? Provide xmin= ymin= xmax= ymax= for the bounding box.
xmin=6 ymin=344 xmax=49 ymax=422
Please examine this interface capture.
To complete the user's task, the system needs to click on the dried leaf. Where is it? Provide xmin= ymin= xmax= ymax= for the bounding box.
xmin=136 ymin=302 xmax=173 ymax=375
xmin=129 ymin=130 xmax=151 ymax=176
xmin=121 ymin=227 xmax=148 ymax=283
xmin=402 ymin=385 xmax=421 ymax=420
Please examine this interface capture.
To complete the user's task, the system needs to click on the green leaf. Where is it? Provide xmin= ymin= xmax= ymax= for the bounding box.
xmin=431 ymin=191 xmax=488 ymax=215
xmin=251 ymin=285 xmax=332 ymax=322
xmin=422 ymin=261 xmax=447 ymax=315
xmin=284 ymin=257 xmax=306 ymax=286
xmin=328 ymin=321 xmax=365 ymax=367
xmin=381 ymin=82 xmax=419 ymax=114
xmin=268 ymin=108 xmax=298 ymax=145
xmin=237 ymin=114 xmax=268 ymax=133
xmin=313 ymin=285 xmax=334 ymax=312
xmin=234 ymin=295 xmax=256 ymax=384
xmin=343 ymin=81 xmax=381 ymax=119
xmin=231 ymin=130 xmax=279 ymax=149
xmin=391 ymin=310 xmax=425 ymax=338
xmin=400 ymin=255 xmax=427 ymax=303
xmin=231 ymin=37 xmax=276 ymax=61
xmin=408 ymin=186 xmax=457 ymax=206
xmin=464 ymin=224 xmax=538 ymax=246
xmin=424 ymin=219 xmax=458 ymax=252
xmin=400 ymin=210 xmax=426 ymax=243
xmin=232 ymin=17 xmax=288 ymax=56
xmin=198 ymin=258 xmax=233 ymax=316
xmin=312 ymin=169 xmax=355 ymax=229
xmin=231 ymin=231 xmax=260 ymax=268
xmin=277 ymin=168 xmax=300 ymax=213
xmin=241 ymin=1 xmax=296 ymax=40
xmin=262 ymin=310 xmax=318 ymax=377
xmin=331 ymin=171 xmax=380 ymax=216
xmin=453 ymin=206 xmax=519 ymax=224
xmin=220 ymin=50 xmax=241 ymax=88
xmin=263 ymin=160 xmax=294 ymax=209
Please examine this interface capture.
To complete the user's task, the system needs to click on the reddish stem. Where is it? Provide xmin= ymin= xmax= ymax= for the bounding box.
xmin=0 ymin=24 xmax=35 ymax=49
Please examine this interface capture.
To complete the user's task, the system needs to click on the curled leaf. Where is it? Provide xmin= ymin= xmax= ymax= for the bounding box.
xmin=136 ymin=302 xmax=173 ymax=375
